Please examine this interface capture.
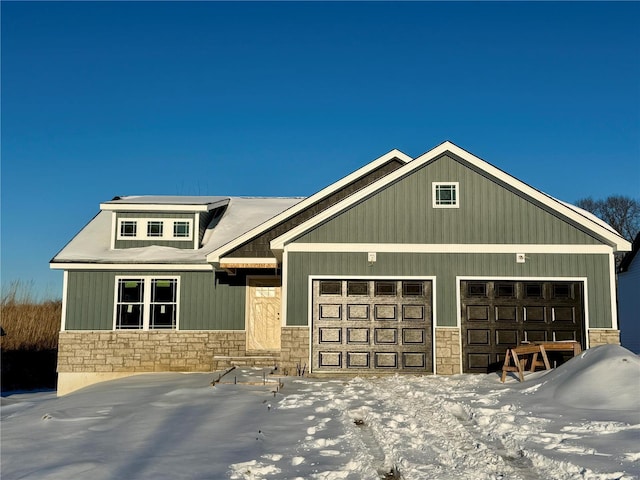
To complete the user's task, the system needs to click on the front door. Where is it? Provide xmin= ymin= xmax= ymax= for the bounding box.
xmin=246 ymin=277 xmax=281 ymax=351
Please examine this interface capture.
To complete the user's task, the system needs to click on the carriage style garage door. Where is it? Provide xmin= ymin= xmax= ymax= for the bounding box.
xmin=461 ymin=280 xmax=585 ymax=373
xmin=311 ymin=279 xmax=433 ymax=373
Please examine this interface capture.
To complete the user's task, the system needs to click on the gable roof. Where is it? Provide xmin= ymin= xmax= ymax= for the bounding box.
xmin=205 ymin=149 xmax=412 ymax=263
xmin=270 ymin=141 xmax=632 ymax=253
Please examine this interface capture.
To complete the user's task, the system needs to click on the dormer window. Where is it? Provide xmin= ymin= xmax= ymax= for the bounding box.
xmin=432 ymin=182 xmax=459 ymax=208
xmin=147 ymin=221 xmax=163 ymax=237
xmin=173 ymin=221 xmax=190 ymax=238
xmin=117 ymin=218 xmax=194 ymax=241
xmin=120 ymin=221 xmax=137 ymax=237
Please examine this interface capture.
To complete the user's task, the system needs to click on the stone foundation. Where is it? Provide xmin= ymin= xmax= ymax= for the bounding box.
xmin=435 ymin=327 xmax=461 ymax=375
xmin=57 ymin=330 xmax=247 ymax=395
xmin=279 ymin=327 xmax=310 ymax=375
xmin=588 ymin=329 xmax=621 ymax=347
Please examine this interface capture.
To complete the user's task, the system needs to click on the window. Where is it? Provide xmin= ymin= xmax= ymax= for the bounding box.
xmin=433 ymin=182 xmax=459 ymax=208
xmin=117 ymin=218 xmax=193 ymax=241
xmin=402 ymin=281 xmax=424 ymax=297
xmin=347 ymin=281 xmax=368 ymax=296
xmin=115 ymin=277 xmax=178 ymax=330
xmin=320 ymin=281 xmax=341 ymax=295
xmin=120 ymin=221 xmax=137 ymax=237
xmin=147 ymin=221 xmax=163 ymax=237
xmin=173 ymin=221 xmax=190 ymax=238
xmin=375 ymin=281 xmax=396 ymax=296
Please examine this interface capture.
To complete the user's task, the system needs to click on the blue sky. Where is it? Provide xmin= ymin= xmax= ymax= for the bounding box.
xmin=1 ymin=1 xmax=639 ymax=299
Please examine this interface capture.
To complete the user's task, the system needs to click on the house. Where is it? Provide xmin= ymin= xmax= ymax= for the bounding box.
xmin=50 ymin=141 xmax=632 ymax=395
xmin=618 ymin=232 xmax=640 ymax=354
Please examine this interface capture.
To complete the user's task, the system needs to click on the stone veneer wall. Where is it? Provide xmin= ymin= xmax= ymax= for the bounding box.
xmin=279 ymin=327 xmax=310 ymax=375
xmin=58 ymin=331 xmax=246 ymax=374
xmin=435 ymin=327 xmax=461 ymax=375
xmin=588 ymin=329 xmax=621 ymax=347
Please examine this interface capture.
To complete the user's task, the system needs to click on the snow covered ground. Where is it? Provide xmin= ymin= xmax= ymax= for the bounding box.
xmin=1 ymin=344 xmax=638 ymax=480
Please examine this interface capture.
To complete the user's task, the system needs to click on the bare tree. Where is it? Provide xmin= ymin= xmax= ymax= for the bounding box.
xmin=575 ymin=196 xmax=640 ymax=242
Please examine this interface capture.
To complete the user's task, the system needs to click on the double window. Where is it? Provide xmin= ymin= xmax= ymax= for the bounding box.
xmin=117 ymin=218 xmax=193 ymax=241
xmin=432 ymin=182 xmax=459 ymax=208
xmin=115 ymin=277 xmax=179 ymax=329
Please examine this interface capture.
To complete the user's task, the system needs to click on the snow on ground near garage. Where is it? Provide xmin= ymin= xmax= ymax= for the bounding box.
xmin=1 ymin=344 xmax=638 ymax=480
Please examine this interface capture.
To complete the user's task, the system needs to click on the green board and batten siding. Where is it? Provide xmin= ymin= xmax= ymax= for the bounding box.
xmin=284 ymin=154 xmax=614 ymax=329
xmin=285 ymin=251 xmax=612 ymax=328
xmin=296 ymin=155 xmax=602 ymax=246
xmin=64 ymin=270 xmax=246 ymax=331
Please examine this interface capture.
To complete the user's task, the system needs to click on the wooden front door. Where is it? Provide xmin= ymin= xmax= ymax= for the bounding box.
xmin=246 ymin=278 xmax=281 ymax=351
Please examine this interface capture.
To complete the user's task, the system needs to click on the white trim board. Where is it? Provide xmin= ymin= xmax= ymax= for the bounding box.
xmin=271 ymin=141 xmax=631 ymax=253
xmin=307 ymin=274 xmax=437 ymax=374
xmin=50 ymin=263 xmax=214 ymax=271
xmin=284 ymin=243 xmax=612 ymax=254
xmin=206 ymin=149 xmax=412 ymax=263
xmin=100 ymin=201 xmax=228 ymax=212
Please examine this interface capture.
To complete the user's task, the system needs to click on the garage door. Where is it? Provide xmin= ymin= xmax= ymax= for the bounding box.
xmin=312 ymin=279 xmax=433 ymax=373
xmin=461 ymin=280 xmax=585 ymax=373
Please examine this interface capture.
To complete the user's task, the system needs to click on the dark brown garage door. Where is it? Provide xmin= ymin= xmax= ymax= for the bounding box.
xmin=312 ymin=279 xmax=433 ymax=373
xmin=461 ymin=280 xmax=585 ymax=373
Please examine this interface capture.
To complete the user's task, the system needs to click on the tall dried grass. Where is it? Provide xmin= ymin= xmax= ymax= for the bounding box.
xmin=1 ymin=281 xmax=61 ymax=351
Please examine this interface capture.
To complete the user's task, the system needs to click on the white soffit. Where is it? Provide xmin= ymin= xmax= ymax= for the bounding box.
xmin=270 ymin=141 xmax=632 ymax=252
xmin=206 ymin=149 xmax=412 ymax=263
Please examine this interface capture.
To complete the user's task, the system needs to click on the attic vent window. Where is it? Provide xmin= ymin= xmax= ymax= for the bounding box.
xmin=433 ymin=182 xmax=459 ymax=208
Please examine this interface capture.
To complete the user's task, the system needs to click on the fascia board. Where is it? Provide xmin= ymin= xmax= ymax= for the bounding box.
xmin=271 ymin=141 xmax=631 ymax=252
xmin=206 ymin=148 xmax=412 ymax=263
xmin=100 ymin=199 xmax=229 ymax=212
xmin=50 ymin=263 xmax=213 ymax=271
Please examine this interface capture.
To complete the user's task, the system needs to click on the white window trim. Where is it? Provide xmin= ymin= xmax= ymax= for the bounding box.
xmin=116 ymin=218 xmax=194 ymax=241
xmin=113 ymin=275 xmax=180 ymax=330
xmin=432 ymin=181 xmax=459 ymax=208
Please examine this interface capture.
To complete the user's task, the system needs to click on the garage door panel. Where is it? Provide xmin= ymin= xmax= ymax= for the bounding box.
xmin=524 ymin=306 xmax=545 ymax=322
xmin=495 ymin=330 xmax=518 ymax=345
xmin=496 ymin=306 xmax=518 ymax=322
xmin=319 ymin=352 xmax=342 ymax=368
xmin=319 ymin=304 xmax=342 ymax=320
xmin=375 ymin=352 xmax=398 ymax=368
xmin=347 ymin=352 xmax=370 ymax=368
xmin=552 ymin=330 xmax=578 ymax=342
xmin=374 ymin=305 xmax=397 ymax=320
xmin=313 ymin=279 xmax=433 ymax=373
xmin=319 ymin=328 xmax=342 ymax=343
xmin=347 ymin=328 xmax=370 ymax=344
xmin=525 ymin=330 xmax=548 ymax=343
xmin=467 ymin=353 xmax=491 ymax=370
xmin=374 ymin=328 xmax=398 ymax=344
xmin=467 ymin=329 xmax=490 ymax=345
xmin=467 ymin=305 xmax=489 ymax=321
xmin=552 ymin=307 xmax=576 ymax=323
xmin=347 ymin=304 xmax=369 ymax=320
xmin=461 ymin=280 xmax=584 ymax=373
xmin=403 ymin=352 xmax=427 ymax=368
xmin=402 ymin=328 xmax=426 ymax=344
xmin=402 ymin=305 xmax=425 ymax=320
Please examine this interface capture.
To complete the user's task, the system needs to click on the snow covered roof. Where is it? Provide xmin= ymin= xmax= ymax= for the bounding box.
xmin=100 ymin=196 xmax=230 ymax=212
xmin=51 ymin=196 xmax=304 ymax=267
